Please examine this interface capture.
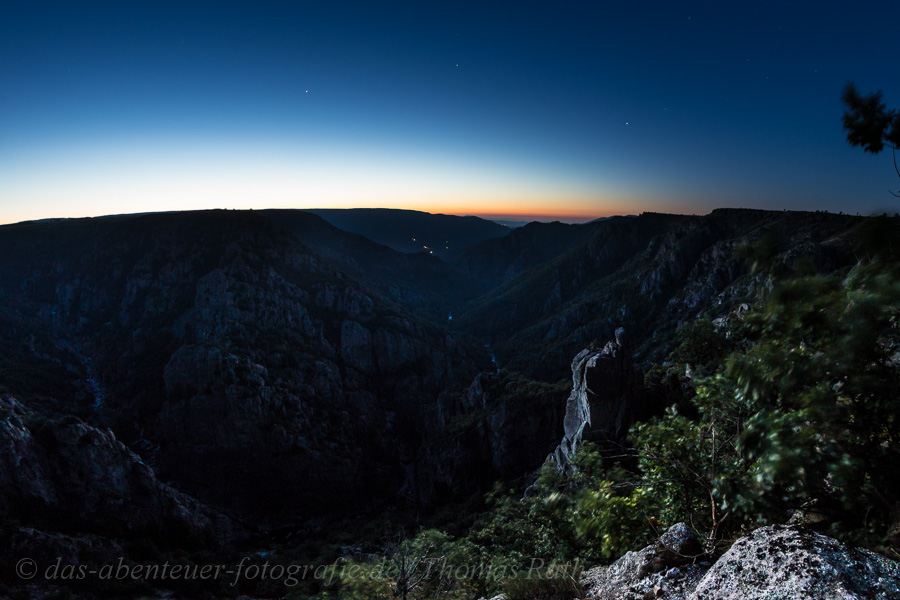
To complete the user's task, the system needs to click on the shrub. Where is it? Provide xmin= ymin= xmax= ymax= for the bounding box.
xmin=576 ymin=257 xmax=900 ymax=554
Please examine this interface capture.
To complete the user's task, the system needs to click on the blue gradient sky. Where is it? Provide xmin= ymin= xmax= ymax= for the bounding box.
xmin=2 ymin=1 xmax=899 ymax=224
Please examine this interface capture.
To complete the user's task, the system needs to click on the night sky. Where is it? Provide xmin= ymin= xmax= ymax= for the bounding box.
xmin=2 ymin=1 xmax=899 ymax=225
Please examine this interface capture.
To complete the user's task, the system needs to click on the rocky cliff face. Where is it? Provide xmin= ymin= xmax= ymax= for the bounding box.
xmin=412 ymin=371 xmax=566 ymax=502
xmin=419 ymin=329 xmax=680 ymax=501
xmin=454 ymin=210 xmax=863 ymax=380
xmin=0 ymin=396 xmax=231 ymax=547
xmin=0 ymin=210 xmax=483 ymax=527
xmin=547 ymin=330 xmax=673 ymax=472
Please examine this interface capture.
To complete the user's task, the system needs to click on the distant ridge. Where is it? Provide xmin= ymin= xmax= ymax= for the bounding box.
xmin=451 ymin=208 xmax=871 ymax=380
xmin=306 ymin=208 xmax=509 ymax=256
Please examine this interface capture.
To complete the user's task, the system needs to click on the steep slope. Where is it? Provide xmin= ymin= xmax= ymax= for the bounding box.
xmin=454 ymin=210 xmax=864 ymax=381
xmin=0 ymin=397 xmax=232 ymax=547
xmin=260 ymin=209 xmax=485 ymax=317
xmin=307 ymin=208 xmax=509 ymax=256
xmin=0 ymin=210 xmax=485 ymax=525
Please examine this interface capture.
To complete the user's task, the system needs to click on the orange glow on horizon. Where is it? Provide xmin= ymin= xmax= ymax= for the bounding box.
xmin=0 ymin=136 xmax=691 ymax=226
xmin=456 ymin=211 xmax=607 ymax=223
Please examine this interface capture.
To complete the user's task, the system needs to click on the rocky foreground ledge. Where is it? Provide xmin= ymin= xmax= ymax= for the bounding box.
xmin=486 ymin=522 xmax=900 ymax=600
xmin=690 ymin=524 xmax=900 ymax=600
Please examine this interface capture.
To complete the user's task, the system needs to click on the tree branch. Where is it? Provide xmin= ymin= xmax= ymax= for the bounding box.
xmin=891 ymin=145 xmax=900 ymax=198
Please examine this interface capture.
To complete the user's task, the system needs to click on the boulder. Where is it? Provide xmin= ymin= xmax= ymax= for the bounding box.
xmin=690 ymin=524 xmax=900 ymax=600
xmin=580 ymin=523 xmax=708 ymax=600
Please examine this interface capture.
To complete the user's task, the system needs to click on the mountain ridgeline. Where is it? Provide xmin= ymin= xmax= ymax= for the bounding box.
xmin=453 ymin=208 xmax=864 ymax=379
xmin=306 ymin=207 xmax=510 ymax=257
xmin=0 ymin=207 xmax=896 ymax=596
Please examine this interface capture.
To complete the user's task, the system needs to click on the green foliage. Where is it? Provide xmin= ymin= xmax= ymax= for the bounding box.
xmin=737 ymin=232 xmax=782 ymax=276
xmin=468 ymin=474 xmax=581 ymax=566
xmin=855 ymin=214 xmax=900 ymax=261
xmin=323 ymin=248 xmax=900 ymax=600
xmin=315 ymin=241 xmax=900 ymax=600
xmin=319 ymin=463 xmax=598 ymax=600
xmin=842 ymin=83 xmax=900 ymax=155
xmin=842 ymin=82 xmax=900 ymax=196
xmin=332 ymin=559 xmax=396 ymax=600
xmin=722 ymin=263 xmax=900 ymax=543
xmin=573 ymin=472 xmax=657 ymax=559
xmin=667 ymin=316 xmax=735 ymax=377
xmin=575 ymin=258 xmax=900 ymax=555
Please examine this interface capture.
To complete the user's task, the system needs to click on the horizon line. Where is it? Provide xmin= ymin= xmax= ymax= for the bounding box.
xmin=3 ymin=205 xmax=885 ymax=229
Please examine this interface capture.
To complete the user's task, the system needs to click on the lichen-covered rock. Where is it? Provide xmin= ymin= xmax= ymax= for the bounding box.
xmin=690 ymin=524 xmax=900 ymax=600
xmin=659 ymin=523 xmax=704 ymax=559
xmin=580 ymin=523 xmax=708 ymax=600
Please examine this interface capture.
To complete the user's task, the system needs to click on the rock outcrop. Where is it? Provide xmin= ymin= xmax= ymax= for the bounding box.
xmin=548 ymin=330 xmax=649 ymax=472
xmin=580 ymin=523 xmax=707 ymax=600
xmin=0 ymin=396 xmax=232 ymax=551
xmin=580 ymin=523 xmax=900 ymax=600
xmin=691 ymin=524 xmax=900 ymax=600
